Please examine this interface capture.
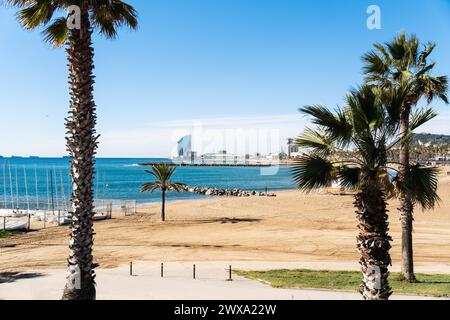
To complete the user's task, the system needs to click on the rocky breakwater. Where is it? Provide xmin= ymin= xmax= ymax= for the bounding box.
xmin=181 ymin=185 xmax=276 ymax=197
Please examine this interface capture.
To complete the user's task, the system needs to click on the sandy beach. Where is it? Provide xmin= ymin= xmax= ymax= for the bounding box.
xmin=1 ymin=169 xmax=450 ymax=275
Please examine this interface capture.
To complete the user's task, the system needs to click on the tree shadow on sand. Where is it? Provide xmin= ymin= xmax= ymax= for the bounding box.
xmin=0 ymin=272 xmax=44 ymax=284
xmin=187 ymin=217 xmax=262 ymax=224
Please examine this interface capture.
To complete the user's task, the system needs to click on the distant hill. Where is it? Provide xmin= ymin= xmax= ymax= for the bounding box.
xmin=412 ymin=133 xmax=450 ymax=146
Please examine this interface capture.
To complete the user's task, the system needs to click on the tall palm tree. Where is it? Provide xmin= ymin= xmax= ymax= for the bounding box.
xmin=292 ymin=85 xmax=440 ymax=300
xmin=141 ymin=163 xmax=186 ymax=222
xmin=7 ymin=0 xmax=138 ymax=300
xmin=362 ymin=33 xmax=448 ymax=281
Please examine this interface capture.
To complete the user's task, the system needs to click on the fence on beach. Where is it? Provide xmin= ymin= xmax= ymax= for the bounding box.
xmin=0 ymin=198 xmax=137 ymax=232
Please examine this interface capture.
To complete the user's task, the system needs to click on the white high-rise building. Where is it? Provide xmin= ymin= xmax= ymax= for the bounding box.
xmin=176 ymin=135 xmax=199 ymax=161
xmin=177 ymin=135 xmax=193 ymax=159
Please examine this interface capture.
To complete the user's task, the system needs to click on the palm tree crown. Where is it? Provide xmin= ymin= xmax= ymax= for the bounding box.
xmin=292 ymin=85 xmax=439 ymax=299
xmin=293 ymin=85 xmax=439 ymax=208
xmin=362 ymin=33 xmax=448 ymax=105
xmin=141 ymin=163 xmax=186 ymax=193
xmin=7 ymin=0 xmax=138 ymax=46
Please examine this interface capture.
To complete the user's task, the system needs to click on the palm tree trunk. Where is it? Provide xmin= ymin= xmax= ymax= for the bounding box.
xmin=62 ymin=7 xmax=98 ymax=300
xmin=399 ymin=106 xmax=416 ymax=282
xmin=161 ymin=189 xmax=166 ymax=222
xmin=355 ymin=185 xmax=392 ymax=300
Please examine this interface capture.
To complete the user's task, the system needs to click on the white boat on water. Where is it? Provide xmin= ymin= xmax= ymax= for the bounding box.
xmin=1 ymin=220 xmax=27 ymax=231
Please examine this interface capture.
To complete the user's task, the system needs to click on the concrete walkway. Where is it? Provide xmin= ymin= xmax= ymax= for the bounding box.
xmin=0 ymin=261 xmax=447 ymax=300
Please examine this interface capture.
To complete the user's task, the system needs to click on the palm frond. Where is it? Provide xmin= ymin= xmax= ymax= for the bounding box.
xmin=373 ymin=43 xmax=392 ymax=66
xmin=92 ymin=0 xmax=138 ymax=39
xmin=386 ymin=36 xmax=406 ymax=61
xmin=141 ymin=182 xmax=162 ymax=193
xmin=418 ymin=42 xmax=436 ymax=67
xmin=16 ymin=0 xmax=55 ymax=29
xmin=299 ymin=105 xmax=352 ymax=144
xmin=337 ymin=166 xmax=361 ymax=190
xmin=347 ymin=85 xmax=383 ymax=131
xmin=42 ymin=17 xmax=68 ymax=47
xmin=294 ymin=128 xmax=333 ymax=155
xmin=410 ymin=107 xmax=437 ymax=131
xmin=416 ymin=62 xmax=436 ymax=78
xmin=145 ymin=163 xmax=176 ymax=183
xmin=141 ymin=163 xmax=185 ymax=193
xmin=291 ymin=154 xmax=335 ymax=192
xmin=5 ymin=0 xmax=35 ymax=7
xmin=396 ymin=165 xmax=440 ymax=210
xmin=362 ymin=51 xmax=389 ymax=76
xmin=383 ymin=84 xmax=410 ymax=132
xmin=416 ymin=74 xmax=449 ymax=104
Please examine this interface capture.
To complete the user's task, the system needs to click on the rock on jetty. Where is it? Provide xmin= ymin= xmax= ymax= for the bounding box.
xmin=181 ymin=185 xmax=276 ymax=197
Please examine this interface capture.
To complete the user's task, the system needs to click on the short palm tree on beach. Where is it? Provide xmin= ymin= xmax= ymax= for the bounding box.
xmin=292 ymin=85 xmax=439 ymax=300
xmin=7 ymin=0 xmax=138 ymax=300
xmin=141 ymin=163 xmax=186 ymax=222
xmin=362 ymin=33 xmax=448 ymax=281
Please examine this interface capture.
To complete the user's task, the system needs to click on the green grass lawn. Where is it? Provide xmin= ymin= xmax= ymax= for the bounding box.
xmin=0 ymin=230 xmax=22 ymax=239
xmin=234 ymin=269 xmax=450 ymax=297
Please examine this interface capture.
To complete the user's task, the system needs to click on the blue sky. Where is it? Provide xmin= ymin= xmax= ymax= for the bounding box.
xmin=1 ymin=0 xmax=450 ymax=157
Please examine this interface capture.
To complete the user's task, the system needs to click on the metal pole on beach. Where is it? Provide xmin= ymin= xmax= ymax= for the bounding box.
xmin=45 ymin=169 xmax=49 ymax=229
xmin=2 ymin=161 xmax=7 ymax=209
xmin=50 ymin=170 xmax=55 ymax=217
xmin=46 ymin=169 xmax=50 ymax=210
xmin=23 ymin=166 xmax=30 ymax=212
xmin=35 ymin=166 xmax=39 ymax=210
xmin=227 ymin=265 xmax=233 ymax=281
xmin=103 ymin=175 xmax=106 ymax=198
xmin=59 ymin=170 xmax=66 ymax=211
xmin=95 ymin=171 xmax=99 ymax=201
xmin=53 ymin=167 xmax=59 ymax=211
xmin=8 ymin=162 xmax=14 ymax=210
xmin=14 ymin=166 xmax=19 ymax=209
xmin=67 ymin=170 xmax=72 ymax=218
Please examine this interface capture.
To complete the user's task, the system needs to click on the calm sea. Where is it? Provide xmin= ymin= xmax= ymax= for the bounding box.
xmin=0 ymin=158 xmax=295 ymax=209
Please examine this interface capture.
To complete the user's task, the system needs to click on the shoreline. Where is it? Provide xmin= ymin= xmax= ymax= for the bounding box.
xmin=134 ymin=187 xmax=297 ymax=206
